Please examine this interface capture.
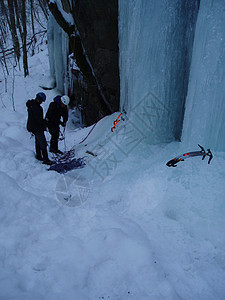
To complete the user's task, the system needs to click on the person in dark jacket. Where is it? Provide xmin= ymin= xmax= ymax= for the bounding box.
xmin=26 ymin=92 xmax=53 ymax=165
xmin=45 ymin=95 xmax=70 ymax=154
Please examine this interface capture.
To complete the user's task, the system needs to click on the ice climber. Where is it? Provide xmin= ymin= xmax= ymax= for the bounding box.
xmin=26 ymin=92 xmax=53 ymax=165
xmin=45 ymin=95 xmax=70 ymax=154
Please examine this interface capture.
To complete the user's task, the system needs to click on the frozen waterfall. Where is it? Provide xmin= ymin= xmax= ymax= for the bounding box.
xmin=182 ymin=0 xmax=225 ymax=151
xmin=47 ymin=14 xmax=69 ymax=94
xmin=119 ymin=0 xmax=225 ymax=151
xmin=119 ymin=0 xmax=199 ymax=143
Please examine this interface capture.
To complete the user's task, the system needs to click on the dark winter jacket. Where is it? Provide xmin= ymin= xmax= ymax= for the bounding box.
xmin=45 ymin=99 xmax=68 ymax=130
xmin=26 ymin=100 xmax=46 ymax=133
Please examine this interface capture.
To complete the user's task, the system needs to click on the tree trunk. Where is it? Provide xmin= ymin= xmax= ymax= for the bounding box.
xmin=0 ymin=32 xmax=9 ymax=76
xmin=7 ymin=0 xmax=20 ymax=63
xmin=30 ymin=0 xmax=37 ymax=46
xmin=0 ymin=0 xmax=10 ymax=36
xmin=21 ymin=0 xmax=29 ymax=77
xmin=13 ymin=0 xmax=22 ymax=35
xmin=48 ymin=1 xmax=112 ymax=117
xmin=38 ymin=0 xmax=49 ymax=20
xmin=61 ymin=0 xmax=72 ymax=13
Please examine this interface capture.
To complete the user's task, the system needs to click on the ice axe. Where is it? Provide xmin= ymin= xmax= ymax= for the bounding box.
xmin=166 ymin=144 xmax=213 ymax=167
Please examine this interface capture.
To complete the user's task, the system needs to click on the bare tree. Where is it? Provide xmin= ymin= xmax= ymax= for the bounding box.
xmin=0 ymin=20 xmax=9 ymax=75
xmin=7 ymin=0 xmax=21 ymax=63
xmin=0 ymin=0 xmax=49 ymax=77
xmin=37 ymin=0 xmax=49 ymax=20
xmin=30 ymin=0 xmax=37 ymax=44
xmin=21 ymin=0 xmax=29 ymax=76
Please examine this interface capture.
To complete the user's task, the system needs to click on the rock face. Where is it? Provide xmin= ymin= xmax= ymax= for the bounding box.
xmin=71 ymin=0 xmax=120 ymax=125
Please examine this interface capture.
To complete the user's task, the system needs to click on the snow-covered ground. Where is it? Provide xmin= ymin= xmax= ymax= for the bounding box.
xmin=0 ymin=49 xmax=225 ymax=300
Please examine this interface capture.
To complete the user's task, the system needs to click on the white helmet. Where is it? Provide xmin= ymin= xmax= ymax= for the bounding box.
xmin=61 ymin=95 xmax=70 ymax=105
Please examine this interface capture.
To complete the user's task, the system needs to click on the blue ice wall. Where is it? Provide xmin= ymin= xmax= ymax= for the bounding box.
xmin=182 ymin=0 xmax=225 ymax=151
xmin=119 ymin=0 xmax=199 ymax=143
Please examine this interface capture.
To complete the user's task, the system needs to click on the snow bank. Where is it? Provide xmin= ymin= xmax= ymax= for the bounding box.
xmin=0 ymin=30 xmax=225 ymax=300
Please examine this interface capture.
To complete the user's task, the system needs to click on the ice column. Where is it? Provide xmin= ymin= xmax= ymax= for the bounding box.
xmin=182 ymin=0 xmax=225 ymax=151
xmin=119 ymin=0 xmax=198 ymax=143
xmin=47 ymin=14 xmax=69 ymax=94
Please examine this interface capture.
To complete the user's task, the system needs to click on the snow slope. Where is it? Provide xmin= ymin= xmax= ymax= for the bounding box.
xmin=0 ymin=49 xmax=225 ymax=299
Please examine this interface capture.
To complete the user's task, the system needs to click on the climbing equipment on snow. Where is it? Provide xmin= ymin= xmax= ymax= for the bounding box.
xmin=111 ymin=113 xmax=125 ymax=132
xmin=166 ymin=144 xmax=213 ymax=167
xmin=51 ymin=149 xmax=76 ymax=164
xmin=48 ymin=148 xmax=85 ymax=173
xmin=86 ymin=150 xmax=97 ymax=157
xmin=48 ymin=158 xmax=85 ymax=173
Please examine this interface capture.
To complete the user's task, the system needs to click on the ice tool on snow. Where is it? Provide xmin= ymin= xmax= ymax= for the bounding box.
xmin=111 ymin=113 xmax=125 ymax=132
xmin=166 ymin=144 xmax=213 ymax=167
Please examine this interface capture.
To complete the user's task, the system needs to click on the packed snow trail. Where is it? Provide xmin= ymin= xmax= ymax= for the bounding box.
xmin=0 ymin=49 xmax=225 ymax=299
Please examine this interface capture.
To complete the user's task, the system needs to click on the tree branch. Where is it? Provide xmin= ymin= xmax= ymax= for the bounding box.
xmin=48 ymin=1 xmax=113 ymax=116
xmin=48 ymin=1 xmax=75 ymax=36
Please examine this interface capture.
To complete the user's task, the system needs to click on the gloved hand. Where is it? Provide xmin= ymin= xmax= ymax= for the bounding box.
xmin=60 ymin=121 xmax=66 ymax=127
xmin=43 ymin=119 xmax=48 ymax=131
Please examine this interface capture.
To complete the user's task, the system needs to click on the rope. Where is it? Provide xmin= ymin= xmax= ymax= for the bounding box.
xmin=51 ymin=149 xmax=76 ymax=164
xmin=78 ymin=122 xmax=98 ymax=145
xmin=58 ymin=127 xmax=67 ymax=150
xmin=49 ymin=157 xmax=85 ymax=173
